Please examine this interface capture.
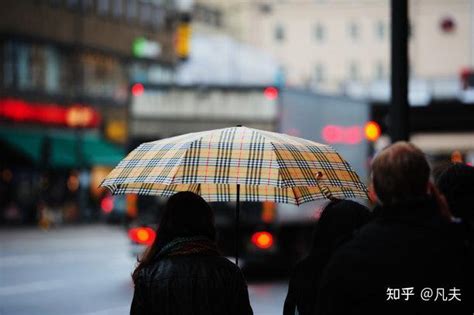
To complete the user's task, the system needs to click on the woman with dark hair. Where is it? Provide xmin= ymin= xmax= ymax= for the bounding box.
xmin=130 ymin=191 xmax=253 ymax=315
xmin=283 ymin=199 xmax=371 ymax=315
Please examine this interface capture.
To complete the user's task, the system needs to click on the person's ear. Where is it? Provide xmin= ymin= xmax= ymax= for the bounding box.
xmin=368 ymin=180 xmax=379 ymax=205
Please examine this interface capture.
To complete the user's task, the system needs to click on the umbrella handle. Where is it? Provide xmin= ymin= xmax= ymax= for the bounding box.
xmin=235 ymin=184 xmax=240 ymax=267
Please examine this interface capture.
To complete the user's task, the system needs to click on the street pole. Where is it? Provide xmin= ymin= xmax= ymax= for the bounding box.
xmin=390 ymin=0 xmax=410 ymax=142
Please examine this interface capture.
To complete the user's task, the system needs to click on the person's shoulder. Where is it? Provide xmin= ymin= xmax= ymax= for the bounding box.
xmin=339 ymin=219 xmax=386 ymax=249
xmin=322 ymin=220 xmax=385 ymax=268
xmin=163 ymin=254 xmax=242 ymax=273
xmin=203 ymin=255 xmax=242 ymax=272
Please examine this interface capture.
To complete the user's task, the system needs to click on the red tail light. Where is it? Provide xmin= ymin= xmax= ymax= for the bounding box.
xmin=128 ymin=227 xmax=156 ymax=246
xmin=251 ymin=231 xmax=274 ymax=249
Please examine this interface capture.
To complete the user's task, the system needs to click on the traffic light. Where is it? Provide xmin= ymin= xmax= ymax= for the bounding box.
xmin=131 ymin=83 xmax=144 ymax=96
xmin=264 ymin=87 xmax=279 ymax=100
xmin=364 ymin=121 xmax=381 ymax=142
xmin=460 ymin=68 xmax=474 ymax=89
xmin=175 ymin=13 xmax=192 ymax=61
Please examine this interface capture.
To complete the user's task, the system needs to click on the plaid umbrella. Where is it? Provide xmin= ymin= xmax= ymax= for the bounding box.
xmin=101 ymin=126 xmax=368 ymax=204
xmin=102 ymin=126 xmax=368 ymax=266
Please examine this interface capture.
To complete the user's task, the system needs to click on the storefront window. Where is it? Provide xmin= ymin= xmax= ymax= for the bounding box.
xmin=2 ymin=41 xmax=15 ymax=88
xmin=45 ymin=47 xmax=61 ymax=93
xmin=139 ymin=2 xmax=152 ymax=26
xmin=1 ymin=40 xmax=128 ymax=104
xmin=17 ymin=42 xmax=31 ymax=90
xmin=129 ymin=62 xmax=175 ymax=84
xmin=126 ymin=0 xmax=138 ymax=22
xmin=2 ymin=41 xmax=64 ymax=93
xmin=81 ymin=52 xmax=128 ymax=102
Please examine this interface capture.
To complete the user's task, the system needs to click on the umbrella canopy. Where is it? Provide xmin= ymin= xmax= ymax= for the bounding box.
xmin=101 ymin=126 xmax=368 ymax=204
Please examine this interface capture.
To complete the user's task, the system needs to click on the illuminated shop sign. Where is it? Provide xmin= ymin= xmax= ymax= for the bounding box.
xmin=132 ymin=37 xmax=162 ymax=58
xmin=0 ymin=98 xmax=101 ymax=128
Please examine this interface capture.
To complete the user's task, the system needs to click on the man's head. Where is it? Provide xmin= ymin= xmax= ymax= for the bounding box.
xmin=371 ymin=141 xmax=430 ymax=205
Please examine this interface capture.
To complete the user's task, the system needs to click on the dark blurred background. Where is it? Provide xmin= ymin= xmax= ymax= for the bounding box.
xmin=1 ymin=1 xmax=474 ymax=314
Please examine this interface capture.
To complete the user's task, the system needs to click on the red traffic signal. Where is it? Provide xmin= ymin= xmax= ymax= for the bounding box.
xmin=131 ymin=83 xmax=145 ymax=96
xmin=264 ymin=87 xmax=279 ymax=100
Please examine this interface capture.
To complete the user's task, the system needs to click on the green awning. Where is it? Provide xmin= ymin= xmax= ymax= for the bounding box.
xmin=0 ymin=127 xmax=43 ymax=163
xmin=0 ymin=127 xmax=124 ymax=168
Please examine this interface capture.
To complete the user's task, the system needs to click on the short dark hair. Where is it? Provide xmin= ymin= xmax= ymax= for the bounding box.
xmin=436 ymin=163 xmax=474 ymax=221
xmin=157 ymin=191 xmax=216 ymax=243
xmin=371 ymin=142 xmax=430 ymax=205
xmin=311 ymin=199 xmax=371 ymax=256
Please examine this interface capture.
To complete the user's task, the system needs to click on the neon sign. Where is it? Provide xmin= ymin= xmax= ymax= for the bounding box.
xmin=322 ymin=125 xmax=363 ymax=144
xmin=0 ymin=98 xmax=101 ymax=128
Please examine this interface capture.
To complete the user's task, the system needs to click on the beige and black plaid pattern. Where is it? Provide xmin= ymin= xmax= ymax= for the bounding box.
xmin=101 ymin=127 xmax=368 ymax=205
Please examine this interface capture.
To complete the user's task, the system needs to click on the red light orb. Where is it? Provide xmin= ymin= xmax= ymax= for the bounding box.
xmin=264 ymin=87 xmax=279 ymax=100
xmin=132 ymin=83 xmax=145 ymax=96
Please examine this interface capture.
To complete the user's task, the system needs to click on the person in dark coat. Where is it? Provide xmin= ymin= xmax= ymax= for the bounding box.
xmin=283 ymin=199 xmax=371 ymax=315
xmin=316 ymin=142 xmax=473 ymax=315
xmin=436 ymin=162 xmax=474 ymax=262
xmin=436 ymin=162 xmax=474 ymax=226
xmin=130 ymin=191 xmax=253 ymax=315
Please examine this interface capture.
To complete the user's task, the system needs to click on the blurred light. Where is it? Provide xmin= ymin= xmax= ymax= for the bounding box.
xmin=261 ymin=202 xmax=276 ymax=223
xmin=364 ymin=121 xmax=381 ymax=142
xmin=264 ymin=87 xmax=279 ymax=100
xmin=101 ymin=195 xmax=114 ymax=214
xmin=2 ymin=169 xmax=12 ymax=182
xmin=175 ymin=14 xmax=192 ymax=60
xmin=0 ymin=98 xmax=100 ymax=127
xmin=344 ymin=126 xmax=363 ymax=144
xmin=105 ymin=120 xmax=127 ymax=143
xmin=90 ymin=166 xmax=111 ymax=198
xmin=126 ymin=194 xmax=138 ymax=218
xmin=66 ymin=106 xmax=95 ymax=127
xmin=132 ymin=37 xmax=161 ymax=58
xmin=67 ymin=173 xmax=80 ymax=192
xmin=467 ymin=162 xmax=473 ymax=167
xmin=451 ymin=150 xmax=463 ymax=163
xmin=322 ymin=125 xmax=365 ymax=144
xmin=322 ymin=125 xmax=343 ymax=143
xmin=128 ymin=227 xmax=156 ymax=246
xmin=251 ymin=231 xmax=274 ymax=249
xmin=132 ymin=83 xmax=144 ymax=96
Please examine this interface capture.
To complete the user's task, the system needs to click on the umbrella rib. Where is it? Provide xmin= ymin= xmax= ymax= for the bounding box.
xmin=166 ymin=136 xmax=205 ymax=186
xmin=291 ymin=186 xmax=300 ymax=206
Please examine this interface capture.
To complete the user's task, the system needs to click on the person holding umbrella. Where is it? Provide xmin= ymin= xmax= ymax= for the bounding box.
xmin=101 ymin=126 xmax=369 ymax=313
xmin=130 ymin=191 xmax=253 ymax=315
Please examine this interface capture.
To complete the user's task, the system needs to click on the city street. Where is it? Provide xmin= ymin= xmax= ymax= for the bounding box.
xmin=0 ymin=225 xmax=288 ymax=315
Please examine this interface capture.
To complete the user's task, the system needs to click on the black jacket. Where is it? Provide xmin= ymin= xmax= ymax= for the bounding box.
xmin=284 ymin=199 xmax=372 ymax=315
xmin=130 ymin=254 xmax=253 ymax=315
xmin=284 ymin=258 xmax=323 ymax=315
xmin=316 ymin=198 xmax=473 ymax=315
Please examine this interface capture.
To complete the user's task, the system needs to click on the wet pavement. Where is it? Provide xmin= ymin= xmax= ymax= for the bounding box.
xmin=0 ymin=225 xmax=288 ymax=315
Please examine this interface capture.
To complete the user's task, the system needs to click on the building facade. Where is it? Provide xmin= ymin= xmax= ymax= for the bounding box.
xmin=197 ymin=0 xmax=474 ymax=99
xmin=0 ymin=0 xmax=183 ymax=224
